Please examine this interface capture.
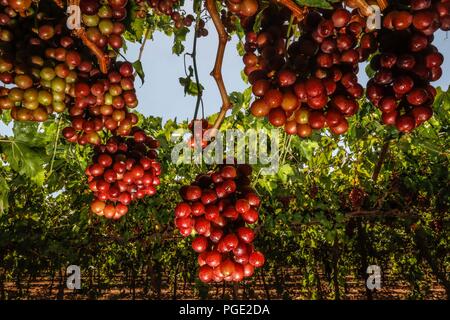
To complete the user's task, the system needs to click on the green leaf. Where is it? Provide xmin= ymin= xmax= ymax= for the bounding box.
xmin=130 ymin=16 xmax=146 ymax=41
xmin=236 ymin=41 xmax=245 ymax=57
xmin=365 ymin=63 xmax=376 ymax=78
xmin=278 ymin=163 xmax=294 ymax=183
xmin=173 ymin=27 xmax=189 ymax=55
xmin=1 ymin=141 xmax=47 ymax=185
xmin=0 ymin=174 xmax=9 ymax=214
xmin=133 ymin=60 xmax=145 ymax=85
xmin=294 ymin=0 xmax=340 ymax=9
xmin=13 ymin=122 xmax=45 ymax=146
xmin=179 ymin=66 xmax=204 ymax=97
xmin=252 ymin=2 xmax=269 ymax=33
xmin=1 ymin=110 xmax=12 ymax=125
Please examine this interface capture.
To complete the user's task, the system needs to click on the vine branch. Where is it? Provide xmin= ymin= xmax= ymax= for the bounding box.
xmin=376 ymin=0 xmax=388 ymax=11
xmin=274 ymin=0 xmax=308 ymax=20
xmin=344 ymin=0 xmax=373 ymax=17
xmin=66 ymin=0 xmax=108 ymax=73
xmin=136 ymin=27 xmax=151 ymax=63
xmin=132 ymin=26 xmax=152 ymax=78
xmin=372 ymin=138 xmax=390 ymax=183
xmin=347 ymin=0 xmax=388 ymax=16
xmin=205 ymin=0 xmax=231 ymax=137
xmin=73 ymin=28 xmax=110 ymax=74
xmin=49 ymin=116 xmax=63 ymax=176
xmin=53 ymin=0 xmax=64 ymax=8
xmin=346 ymin=209 xmax=408 ymax=218
xmin=192 ymin=10 xmax=203 ymax=120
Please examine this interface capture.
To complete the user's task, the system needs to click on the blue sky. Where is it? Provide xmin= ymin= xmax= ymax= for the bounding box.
xmin=0 ymin=24 xmax=449 ymax=136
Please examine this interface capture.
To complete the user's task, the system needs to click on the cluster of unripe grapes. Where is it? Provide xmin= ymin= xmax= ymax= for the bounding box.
xmin=0 ymin=0 xmax=140 ymax=143
xmin=246 ymin=6 xmax=370 ymax=137
xmin=174 ymin=163 xmax=265 ymax=283
xmin=0 ymin=0 xmax=160 ymax=219
xmin=366 ymin=0 xmax=446 ymax=132
xmin=89 ymin=128 xmax=162 ymax=219
xmin=0 ymin=0 xmax=134 ymax=124
xmin=62 ymin=62 xmax=139 ymax=145
xmin=0 ymin=1 xmax=78 ymax=121
xmin=80 ymin=0 xmax=128 ymax=54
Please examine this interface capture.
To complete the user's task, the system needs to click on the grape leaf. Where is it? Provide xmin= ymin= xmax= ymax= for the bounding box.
xmin=0 ymin=174 xmax=8 ymax=215
xmin=295 ymin=0 xmax=340 ymax=9
xmin=133 ymin=60 xmax=145 ymax=85
xmin=2 ymin=141 xmax=47 ymax=185
xmin=173 ymin=27 xmax=189 ymax=55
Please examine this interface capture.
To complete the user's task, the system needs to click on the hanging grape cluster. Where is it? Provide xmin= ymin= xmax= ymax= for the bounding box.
xmin=0 ymin=0 xmax=134 ymax=129
xmin=174 ymin=163 xmax=265 ymax=283
xmin=88 ymin=128 xmax=162 ymax=219
xmin=244 ymin=5 xmax=373 ymax=137
xmin=79 ymin=0 xmax=128 ymax=55
xmin=134 ymin=0 xmax=199 ymax=31
xmin=366 ymin=0 xmax=447 ymax=132
xmin=0 ymin=0 xmax=163 ymax=219
xmin=0 ymin=1 xmax=80 ymax=122
xmin=61 ymin=61 xmax=139 ymax=145
xmin=187 ymin=119 xmax=212 ymax=149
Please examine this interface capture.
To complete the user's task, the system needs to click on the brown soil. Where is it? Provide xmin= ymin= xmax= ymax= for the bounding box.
xmin=1 ymin=273 xmax=447 ymax=300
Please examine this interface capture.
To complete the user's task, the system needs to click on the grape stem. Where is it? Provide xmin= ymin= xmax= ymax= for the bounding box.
xmin=344 ymin=0 xmax=372 ymax=17
xmin=192 ymin=9 xmax=204 ymax=121
xmin=67 ymin=0 xmax=108 ymax=73
xmin=205 ymin=0 xmax=231 ymax=138
xmin=49 ymin=116 xmax=63 ymax=176
xmin=274 ymin=0 xmax=308 ymax=21
xmin=136 ymin=27 xmax=151 ymax=64
xmin=53 ymin=0 xmax=64 ymax=8
xmin=68 ymin=0 xmax=79 ymax=6
xmin=73 ymin=28 xmax=110 ymax=74
xmin=133 ymin=27 xmax=152 ymax=78
xmin=372 ymin=138 xmax=391 ymax=183
xmin=376 ymin=0 xmax=388 ymax=11
xmin=346 ymin=209 xmax=408 ymax=218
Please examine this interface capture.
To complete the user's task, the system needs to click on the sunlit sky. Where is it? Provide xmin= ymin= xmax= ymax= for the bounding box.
xmin=0 ymin=20 xmax=449 ymax=136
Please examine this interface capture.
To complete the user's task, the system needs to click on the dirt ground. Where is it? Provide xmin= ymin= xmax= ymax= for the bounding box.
xmin=1 ymin=273 xmax=447 ymax=300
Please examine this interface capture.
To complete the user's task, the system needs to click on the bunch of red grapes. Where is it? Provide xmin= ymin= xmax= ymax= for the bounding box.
xmin=79 ymin=0 xmax=128 ymax=54
xmin=88 ymin=128 xmax=162 ymax=220
xmin=62 ymin=61 xmax=139 ymax=145
xmin=366 ymin=0 xmax=446 ymax=132
xmin=245 ymin=5 xmax=372 ymax=137
xmin=134 ymin=0 xmax=197 ymax=30
xmin=174 ymin=163 xmax=265 ymax=283
xmin=431 ymin=0 xmax=450 ymax=30
xmin=225 ymin=0 xmax=259 ymax=19
xmin=1 ymin=0 xmax=32 ymax=13
xmin=187 ymin=119 xmax=212 ymax=149
xmin=222 ymin=0 xmax=259 ymax=34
